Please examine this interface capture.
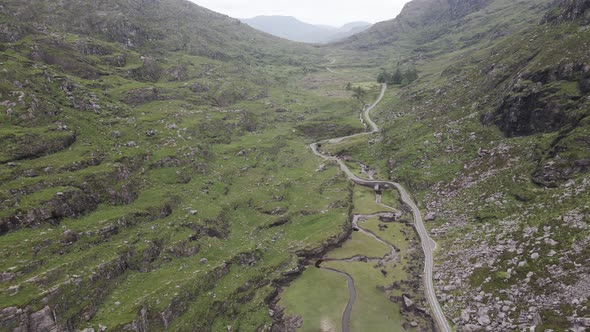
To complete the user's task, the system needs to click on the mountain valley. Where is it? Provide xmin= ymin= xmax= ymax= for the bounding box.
xmin=241 ymin=16 xmax=371 ymax=44
xmin=0 ymin=0 xmax=589 ymax=331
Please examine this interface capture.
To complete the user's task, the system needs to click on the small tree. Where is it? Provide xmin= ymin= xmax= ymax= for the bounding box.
xmin=391 ymin=68 xmax=403 ymax=85
xmin=377 ymin=70 xmax=390 ymax=84
xmin=404 ymin=68 xmax=418 ymax=84
xmin=376 ymin=67 xmax=419 ymax=85
xmin=352 ymin=86 xmax=367 ymax=105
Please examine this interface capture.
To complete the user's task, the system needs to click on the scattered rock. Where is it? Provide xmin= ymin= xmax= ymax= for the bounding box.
xmin=477 ymin=314 xmax=491 ymax=326
xmin=0 ymin=272 xmax=15 ymax=282
xmin=463 ymin=323 xmax=482 ymax=332
xmin=402 ymin=295 xmax=414 ymax=309
xmin=23 ymin=169 xmax=38 ymax=177
xmin=461 ymin=309 xmax=470 ymax=322
xmin=425 ymin=212 xmax=437 ymax=221
xmin=62 ymin=229 xmax=79 ymax=244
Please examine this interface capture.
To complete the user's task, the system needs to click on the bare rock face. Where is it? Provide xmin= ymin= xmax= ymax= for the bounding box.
xmin=544 ymin=0 xmax=590 ymax=24
xmin=533 ymin=158 xmax=590 ymax=187
xmin=0 ymin=188 xmax=99 ymax=234
xmin=121 ymin=87 xmax=162 ymax=106
xmin=28 ymin=306 xmax=58 ymax=332
xmin=0 ymin=272 xmax=14 ymax=282
xmin=494 ymin=82 xmax=566 ymax=138
xmin=447 ymin=0 xmax=492 ymax=19
xmin=0 ymin=306 xmax=62 ymax=332
xmin=270 ymin=315 xmax=303 ymax=332
xmin=492 ymin=62 xmax=589 ymax=138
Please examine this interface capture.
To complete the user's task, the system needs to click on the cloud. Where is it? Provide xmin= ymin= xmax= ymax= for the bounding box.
xmin=190 ymin=0 xmax=412 ymax=26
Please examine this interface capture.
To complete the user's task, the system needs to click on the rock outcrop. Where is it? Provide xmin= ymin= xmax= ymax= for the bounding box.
xmin=493 ymin=62 xmax=589 ymax=137
xmin=0 ymin=305 xmax=61 ymax=332
xmin=544 ymin=0 xmax=590 ymax=24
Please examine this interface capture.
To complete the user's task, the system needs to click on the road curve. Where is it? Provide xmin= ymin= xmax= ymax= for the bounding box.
xmin=310 ymin=83 xmax=452 ymax=332
xmin=320 ymin=267 xmax=356 ymax=332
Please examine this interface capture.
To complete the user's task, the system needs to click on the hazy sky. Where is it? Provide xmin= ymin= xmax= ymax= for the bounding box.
xmin=190 ymin=0 xmax=413 ymax=27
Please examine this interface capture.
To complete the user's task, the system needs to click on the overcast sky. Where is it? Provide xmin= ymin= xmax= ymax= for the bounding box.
xmin=190 ymin=0 xmax=413 ymax=27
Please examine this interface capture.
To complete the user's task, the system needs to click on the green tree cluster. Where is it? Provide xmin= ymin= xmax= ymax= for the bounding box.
xmin=377 ymin=67 xmax=418 ymax=85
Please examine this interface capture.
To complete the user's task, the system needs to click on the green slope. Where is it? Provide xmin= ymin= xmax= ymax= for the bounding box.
xmin=0 ymin=0 xmax=357 ymax=330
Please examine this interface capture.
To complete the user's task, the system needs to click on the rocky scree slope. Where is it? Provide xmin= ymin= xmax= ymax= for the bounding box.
xmin=335 ymin=0 xmax=590 ymax=330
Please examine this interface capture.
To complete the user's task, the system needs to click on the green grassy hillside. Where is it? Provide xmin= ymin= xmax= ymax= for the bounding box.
xmin=0 ymin=1 xmax=363 ymax=330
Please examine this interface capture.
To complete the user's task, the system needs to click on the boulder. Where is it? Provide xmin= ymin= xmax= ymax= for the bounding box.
xmin=0 ymin=272 xmax=14 ymax=282
xmin=29 ymin=306 xmax=58 ymax=331
xmin=425 ymin=212 xmax=437 ymax=221
xmin=402 ymin=295 xmax=414 ymax=310
xmin=477 ymin=314 xmax=491 ymax=326
xmin=463 ymin=324 xmax=483 ymax=332
xmin=461 ymin=310 xmax=470 ymax=322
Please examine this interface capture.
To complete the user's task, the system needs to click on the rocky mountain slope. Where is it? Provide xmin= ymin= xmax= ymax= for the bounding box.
xmin=242 ymin=16 xmax=371 ymax=44
xmin=0 ymin=0 xmax=356 ymax=331
xmin=332 ymin=0 xmax=590 ymax=330
xmin=1 ymin=0 xmax=314 ymax=62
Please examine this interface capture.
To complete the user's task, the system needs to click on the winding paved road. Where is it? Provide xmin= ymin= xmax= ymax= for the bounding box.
xmin=310 ymin=83 xmax=452 ymax=332
xmin=321 ymin=267 xmax=356 ymax=332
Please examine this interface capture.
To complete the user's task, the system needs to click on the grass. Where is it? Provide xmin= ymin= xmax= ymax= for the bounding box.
xmin=279 ymin=267 xmax=349 ymax=332
xmin=352 ymin=186 xmax=390 ymax=215
xmin=381 ymin=189 xmax=402 ymax=211
xmin=322 ymin=260 xmax=407 ymax=332
xmin=279 ymin=182 xmax=425 ymax=331
xmin=327 ymin=231 xmax=391 ymax=260
xmin=0 ymin=13 xmax=358 ymax=329
xmin=360 ymin=217 xmax=413 ymax=277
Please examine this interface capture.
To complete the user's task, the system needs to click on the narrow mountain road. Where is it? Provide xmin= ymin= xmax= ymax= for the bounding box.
xmin=310 ymin=83 xmax=452 ymax=332
xmin=320 ymin=212 xmax=397 ymax=332
xmin=320 ymin=267 xmax=356 ymax=332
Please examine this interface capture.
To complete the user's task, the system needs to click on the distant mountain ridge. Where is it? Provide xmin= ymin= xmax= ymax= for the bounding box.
xmin=241 ymin=15 xmax=371 ymax=43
